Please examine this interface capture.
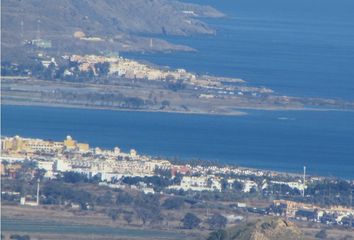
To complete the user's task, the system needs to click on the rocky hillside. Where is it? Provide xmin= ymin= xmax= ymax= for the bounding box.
xmin=1 ymin=0 xmax=224 ymax=62
xmin=1 ymin=0 xmax=223 ymax=46
xmin=207 ymin=218 xmax=305 ymax=240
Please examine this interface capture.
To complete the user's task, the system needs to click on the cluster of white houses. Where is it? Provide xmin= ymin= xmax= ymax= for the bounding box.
xmin=1 ymin=135 xmax=308 ymax=195
xmin=69 ymin=54 xmax=196 ymax=82
xmin=2 ymin=135 xmax=353 ymax=227
xmin=1 ymin=136 xmax=225 ymax=192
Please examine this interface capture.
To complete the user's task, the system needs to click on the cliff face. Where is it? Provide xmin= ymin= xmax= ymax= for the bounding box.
xmin=208 ymin=218 xmax=305 ymax=240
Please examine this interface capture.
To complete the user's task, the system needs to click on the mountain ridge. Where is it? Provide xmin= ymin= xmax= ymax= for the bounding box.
xmin=2 ymin=0 xmax=224 ymax=36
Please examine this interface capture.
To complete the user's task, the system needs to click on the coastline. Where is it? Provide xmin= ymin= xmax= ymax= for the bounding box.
xmin=2 ymin=101 xmax=354 ymax=118
xmin=2 ymin=103 xmax=354 ymax=180
xmin=0 ymin=131 xmax=346 ymax=181
xmin=0 ymin=101 xmax=247 ymax=117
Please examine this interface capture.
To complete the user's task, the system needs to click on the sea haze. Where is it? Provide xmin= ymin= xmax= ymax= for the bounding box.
xmin=2 ymin=105 xmax=354 ymax=179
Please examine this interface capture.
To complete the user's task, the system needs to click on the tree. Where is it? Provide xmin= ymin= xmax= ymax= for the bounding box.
xmin=161 ymin=100 xmax=170 ymax=109
xmin=134 ymin=193 xmax=160 ymax=209
xmin=94 ymin=62 xmax=110 ymax=76
xmin=207 ymin=214 xmax=228 ymax=230
xmin=162 ymin=197 xmax=184 ymax=210
xmin=61 ymin=171 xmax=88 ymax=183
xmin=42 ymin=62 xmax=56 ymax=80
xmin=31 ymin=62 xmax=45 ymax=77
xmin=207 ymin=229 xmax=228 ymax=240
xmin=116 ymin=192 xmax=133 ymax=206
xmin=154 ymin=167 xmax=172 ymax=178
xmin=124 ymin=97 xmax=145 ymax=109
xmin=34 ymin=168 xmax=46 ymax=181
xmin=232 ymin=181 xmax=243 ymax=192
xmin=108 ymin=209 xmax=120 ymax=221
xmin=42 ymin=180 xmax=93 ymax=208
xmin=315 ymin=229 xmax=327 ymax=239
xmin=97 ymin=191 xmax=113 ymax=206
xmin=166 ymin=80 xmax=186 ymax=92
xmin=135 ymin=203 xmax=162 ymax=226
xmin=123 ymin=213 xmax=133 ymax=225
xmin=181 ymin=213 xmax=201 ymax=229
xmin=136 ymin=208 xmax=153 ymax=225
xmin=74 ymin=190 xmax=93 ymax=210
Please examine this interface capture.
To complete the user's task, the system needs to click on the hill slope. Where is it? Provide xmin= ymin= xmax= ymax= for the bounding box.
xmin=208 ymin=218 xmax=305 ymax=240
xmin=1 ymin=0 xmax=223 ymax=51
xmin=1 ymin=0 xmax=224 ymax=62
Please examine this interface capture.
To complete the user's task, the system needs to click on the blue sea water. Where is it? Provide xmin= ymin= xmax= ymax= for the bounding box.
xmin=2 ymin=105 xmax=354 ymax=179
xmin=125 ymin=0 xmax=354 ymax=100
xmin=2 ymin=0 xmax=354 ymax=179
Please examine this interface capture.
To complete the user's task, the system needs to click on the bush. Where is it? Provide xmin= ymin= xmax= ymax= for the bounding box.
xmin=116 ymin=192 xmax=133 ymax=206
xmin=108 ymin=209 xmax=120 ymax=221
xmin=136 ymin=207 xmax=162 ymax=225
xmin=96 ymin=191 xmax=113 ymax=206
xmin=61 ymin=172 xmax=88 ymax=183
xmin=181 ymin=213 xmax=201 ymax=229
xmin=123 ymin=213 xmax=133 ymax=224
xmin=42 ymin=180 xmax=93 ymax=209
xmin=207 ymin=214 xmax=228 ymax=230
xmin=315 ymin=229 xmax=327 ymax=239
xmin=207 ymin=230 xmax=228 ymax=240
xmin=162 ymin=197 xmax=184 ymax=210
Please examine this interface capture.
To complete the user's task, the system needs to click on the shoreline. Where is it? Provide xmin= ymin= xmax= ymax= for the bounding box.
xmin=2 ymin=101 xmax=354 ymax=118
xmin=0 ymin=101 xmax=247 ymax=117
xmin=1 ymin=132 xmax=350 ymax=181
xmin=2 ymin=103 xmax=354 ymax=180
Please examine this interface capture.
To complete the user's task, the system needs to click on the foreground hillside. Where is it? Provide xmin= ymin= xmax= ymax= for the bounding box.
xmin=208 ymin=218 xmax=304 ymax=240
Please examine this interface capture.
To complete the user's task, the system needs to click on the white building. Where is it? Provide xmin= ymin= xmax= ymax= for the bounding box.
xmin=169 ymin=175 xmax=222 ymax=192
xmin=36 ymin=160 xmax=55 ymax=178
xmin=240 ymin=180 xmax=258 ymax=193
xmin=271 ymin=180 xmax=306 ymax=192
xmin=55 ymin=159 xmax=72 ymax=172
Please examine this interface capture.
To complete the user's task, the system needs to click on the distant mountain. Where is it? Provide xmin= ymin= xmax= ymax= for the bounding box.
xmin=2 ymin=0 xmax=224 ymax=36
xmin=207 ymin=218 xmax=304 ymax=240
xmin=1 ymin=0 xmax=224 ymax=58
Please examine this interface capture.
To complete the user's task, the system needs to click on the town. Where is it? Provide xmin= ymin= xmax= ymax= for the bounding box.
xmin=1 ymin=135 xmax=353 ymax=236
xmin=3 ymin=35 xmax=354 ymax=116
xmin=2 ymin=48 xmax=273 ymax=97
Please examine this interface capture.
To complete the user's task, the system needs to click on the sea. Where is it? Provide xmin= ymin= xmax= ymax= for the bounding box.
xmin=2 ymin=105 xmax=354 ymax=179
xmin=126 ymin=0 xmax=354 ymax=100
xmin=2 ymin=0 xmax=354 ymax=179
